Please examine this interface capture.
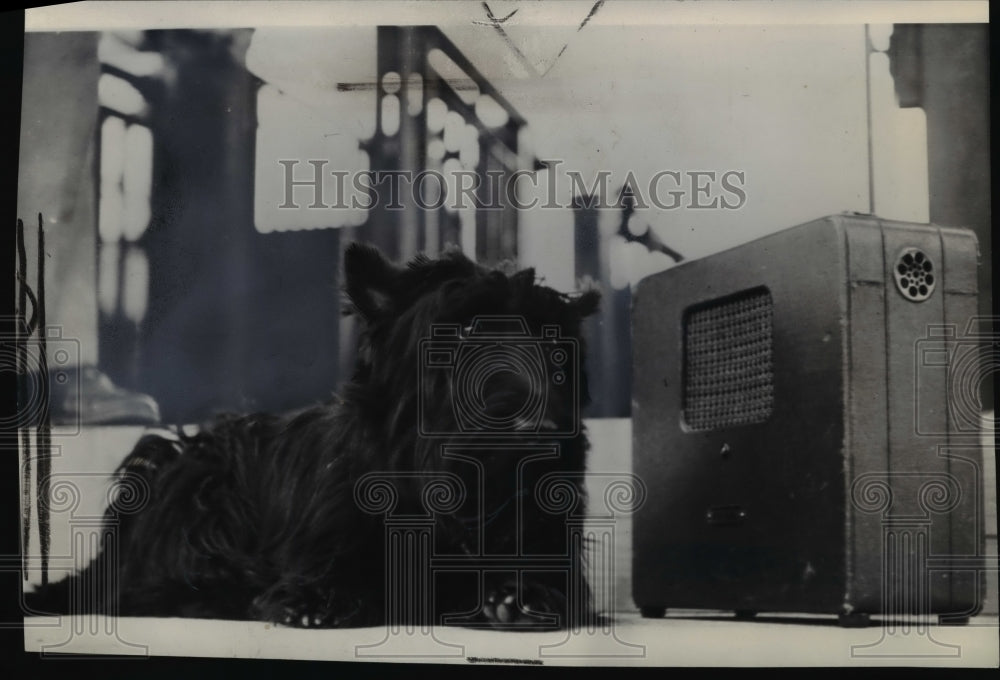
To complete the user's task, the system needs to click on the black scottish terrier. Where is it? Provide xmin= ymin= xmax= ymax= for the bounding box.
xmin=27 ymin=244 xmax=600 ymax=629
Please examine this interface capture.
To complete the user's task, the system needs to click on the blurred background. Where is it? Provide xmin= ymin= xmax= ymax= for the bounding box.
xmin=16 ymin=18 xmax=990 ymax=425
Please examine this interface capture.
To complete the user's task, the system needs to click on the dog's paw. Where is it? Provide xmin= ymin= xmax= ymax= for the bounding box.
xmin=287 ymin=605 xmax=332 ymax=629
xmin=253 ymin=597 xmax=327 ymax=628
xmin=252 ymin=589 xmax=362 ymax=629
xmin=483 ymin=580 xmax=567 ymax=630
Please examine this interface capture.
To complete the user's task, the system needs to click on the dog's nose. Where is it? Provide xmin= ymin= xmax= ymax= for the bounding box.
xmin=481 ymin=388 xmax=527 ymax=416
xmin=471 ymin=370 xmax=574 ymax=434
xmin=479 ymin=368 xmax=535 ymax=412
xmin=506 ymin=415 xmax=558 ymax=431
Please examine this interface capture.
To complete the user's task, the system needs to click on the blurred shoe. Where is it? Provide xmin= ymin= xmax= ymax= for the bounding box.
xmin=17 ymin=365 xmax=160 ymax=426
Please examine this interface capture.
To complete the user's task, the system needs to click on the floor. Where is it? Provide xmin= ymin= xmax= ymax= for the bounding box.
xmin=19 ymin=421 xmax=999 ymax=667
xmin=21 ymin=611 xmax=1000 ymax=667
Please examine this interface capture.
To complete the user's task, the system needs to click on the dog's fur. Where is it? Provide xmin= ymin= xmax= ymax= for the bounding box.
xmin=26 ymin=244 xmax=600 ymax=628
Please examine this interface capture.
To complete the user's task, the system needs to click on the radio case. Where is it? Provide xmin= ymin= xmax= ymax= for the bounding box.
xmin=631 ymin=214 xmax=984 ymax=626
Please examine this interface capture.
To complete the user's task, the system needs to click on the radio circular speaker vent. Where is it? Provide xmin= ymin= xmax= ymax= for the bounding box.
xmin=893 ymin=248 xmax=936 ymax=302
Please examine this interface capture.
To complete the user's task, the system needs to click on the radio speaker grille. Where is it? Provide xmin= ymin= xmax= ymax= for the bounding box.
xmin=683 ymin=288 xmax=774 ymax=431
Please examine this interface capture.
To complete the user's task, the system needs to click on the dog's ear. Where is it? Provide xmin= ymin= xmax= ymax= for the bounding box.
xmin=344 ymin=243 xmax=400 ymax=322
xmin=509 ymin=266 xmax=535 ymax=285
xmin=573 ymin=289 xmax=601 ymax=318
